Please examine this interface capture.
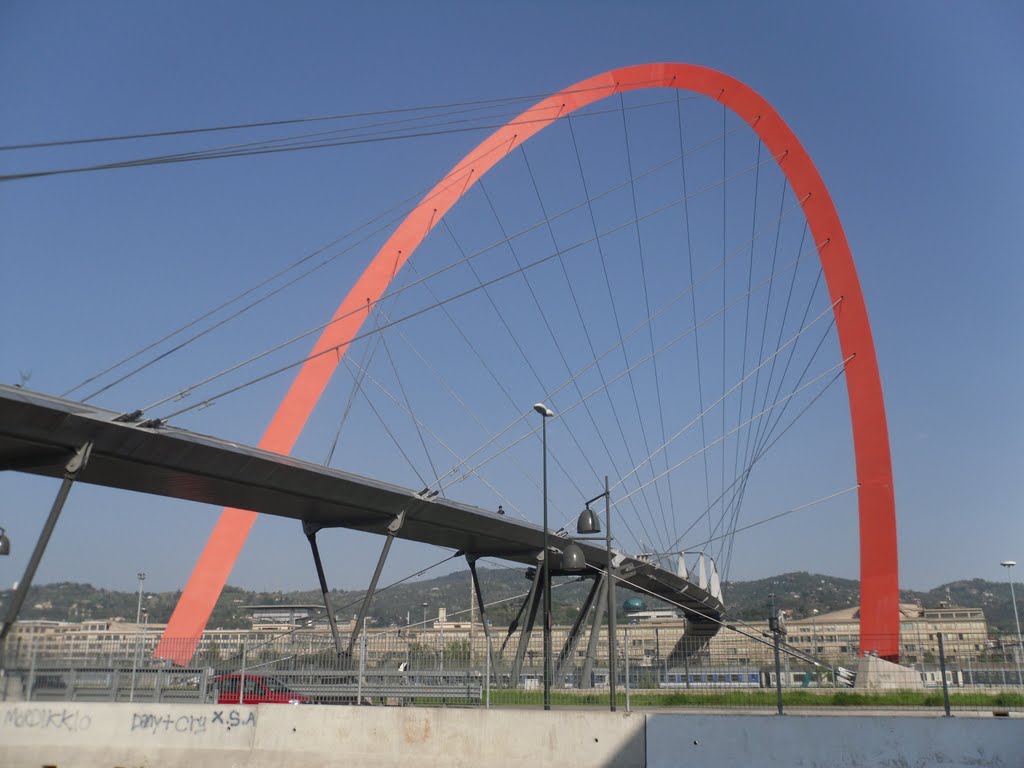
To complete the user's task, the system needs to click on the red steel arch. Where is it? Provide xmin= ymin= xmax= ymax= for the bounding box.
xmin=157 ymin=63 xmax=898 ymax=663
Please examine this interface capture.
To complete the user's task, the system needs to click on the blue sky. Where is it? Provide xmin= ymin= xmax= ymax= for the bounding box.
xmin=2 ymin=2 xmax=1022 ymax=597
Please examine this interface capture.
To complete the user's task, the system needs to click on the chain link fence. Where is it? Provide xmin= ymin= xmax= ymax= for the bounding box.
xmin=2 ymin=625 xmax=1022 ymax=714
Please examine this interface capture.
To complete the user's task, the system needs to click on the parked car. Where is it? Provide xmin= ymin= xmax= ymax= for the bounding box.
xmin=211 ymin=673 xmax=308 ymax=704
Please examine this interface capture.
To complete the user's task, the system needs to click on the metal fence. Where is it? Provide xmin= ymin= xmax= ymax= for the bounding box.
xmin=2 ymin=626 xmax=1022 ymax=714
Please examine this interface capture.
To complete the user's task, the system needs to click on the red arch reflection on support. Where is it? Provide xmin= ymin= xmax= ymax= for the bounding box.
xmin=157 ymin=63 xmax=898 ymax=663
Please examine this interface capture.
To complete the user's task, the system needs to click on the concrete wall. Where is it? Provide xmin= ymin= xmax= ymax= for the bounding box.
xmin=647 ymin=713 xmax=1024 ymax=768
xmin=1 ymin=702 xmax=1020 ymax=768
xmin=0 ymin=702 xmax=644 ymax=768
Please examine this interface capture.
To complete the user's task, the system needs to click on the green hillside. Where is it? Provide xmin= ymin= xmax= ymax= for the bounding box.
xmin=1 ymin=570 xmax=1020 ymax=634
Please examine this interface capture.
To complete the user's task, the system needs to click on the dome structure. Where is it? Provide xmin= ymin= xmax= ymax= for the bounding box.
xmin=623 ymin=597 xmax=647 ymax=614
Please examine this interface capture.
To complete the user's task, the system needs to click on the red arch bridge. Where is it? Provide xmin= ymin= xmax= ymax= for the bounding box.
xmin=0 ymin=63 xmax=897 ymax=666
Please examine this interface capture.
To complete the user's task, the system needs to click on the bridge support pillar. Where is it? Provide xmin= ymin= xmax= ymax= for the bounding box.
xmin=509 ymin=565 xmax=544 ymax=689
xmin=466 ymin=556 xmax=497 ymax=685
xmin=346 ymin=509 xmax=407 ymax=660
xmin=579 ymin=572 xmax=608 ymax=688
xmin=556 ymin=575 xmax=602 ymax=682
xmin=0 ymin=442 xmax=92 ymax=653
xmin=302 ymin=522 xmax=345 ymax=662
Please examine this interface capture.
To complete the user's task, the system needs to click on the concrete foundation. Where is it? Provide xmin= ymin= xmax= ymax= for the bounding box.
xmin=855 ymin=654 xmax=924 ymax=689
xmin=0 ymin=702 xmax=1020 ymax=768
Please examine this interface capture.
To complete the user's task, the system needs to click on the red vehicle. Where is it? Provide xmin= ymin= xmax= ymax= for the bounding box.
xmin=211 ymin=674 xmax=308 ymax=704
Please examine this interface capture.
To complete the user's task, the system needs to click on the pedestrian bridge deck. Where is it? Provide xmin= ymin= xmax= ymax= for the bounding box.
xmin=0 ymin=384 xmax=722 ymax=624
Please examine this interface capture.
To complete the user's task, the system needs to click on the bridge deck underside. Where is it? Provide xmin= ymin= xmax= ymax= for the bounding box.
xmin=0 ymin=385 xmax=723 ymax=624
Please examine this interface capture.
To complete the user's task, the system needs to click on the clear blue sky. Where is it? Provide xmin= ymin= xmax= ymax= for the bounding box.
xmin=2 ymin=2 xmax=1022 ymax=598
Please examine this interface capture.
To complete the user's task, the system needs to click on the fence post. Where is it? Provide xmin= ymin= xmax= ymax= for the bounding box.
xmin=199 ymin=667 xmax=209 ymax=704
xmin=683 ymin=640 xmax=690 ymax=689
xmin=357 ymin=630 xmax=366 ymax=705
xmin=770 ymin=618 xmax=784 ymax=715
xmin=26 ymin=640 xmax=36 ymax=703
xmin=129 ymin=629 xmax=140 ymax=703
xmin=485 ymin=632 xmax=491 ymax=709
xmin=239 ymin=638 xmax=246 ymax=705
xmin=937 ymin=632 xmax=951 ymax=717
xmin=623 ymin=626 xmax=630 ymax=713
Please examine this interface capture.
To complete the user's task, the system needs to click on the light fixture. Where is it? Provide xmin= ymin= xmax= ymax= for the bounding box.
xmin=561 ymin=542 xmax=587 ymax=572
xmin=577 ymin=506 xmax=601 ymax=534
xmin=0 ymin=528 xmax=9 ymax=556
xmin=533 ymin=403 xmax=554 ymax=418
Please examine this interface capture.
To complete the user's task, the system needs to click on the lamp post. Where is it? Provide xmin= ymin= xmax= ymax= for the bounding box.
xmin=533 ymin=403 xmax=554 ymax=710
xmin=574 ymin=476 xmax=617 ymax=711
xmin=1000 ymin=560 xmax=1022 ymax=685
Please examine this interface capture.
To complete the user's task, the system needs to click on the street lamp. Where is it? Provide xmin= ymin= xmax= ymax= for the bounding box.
xmin=573 ymin=476 xmax=618 ymax=712
xmin=1000 ymin=560 xmax=1023 ymax=685
xmin=533 ymin=402 xmax=554 ymax=711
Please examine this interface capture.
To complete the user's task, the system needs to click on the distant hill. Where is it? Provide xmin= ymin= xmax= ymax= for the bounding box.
xmin=2 ymin=571 xmax=1020 ymax=634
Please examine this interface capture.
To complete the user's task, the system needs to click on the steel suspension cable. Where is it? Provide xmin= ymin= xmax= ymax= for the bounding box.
xmin=675 ymin=90 xmax=713 ymax=550
xmin=663 ymin=361 xmax=849 ymax=563
xmin=607 ymin=298 xmax=841 ymax=499
xmin=609 ymin=355 xmax=853 ymax=511
xmin=431 ymin=222 xmax=592 ymax=505
xmin=719 ymin=103 xmax=729 ymax=540
xmin=373 ymin=303 xmax=569 ymax=517
xmin=718 ymin=175 xmax=792 ymax=556
xmin=138 ymin=132 xmax=761 ymax=418
xmin=512 ymin=146 xmax=666 ymax=553
xmin=1 ymin=91 xmax=683 ymax=183
xmin=338 ymin=357 xmax=429 ymax=489
xmin=729 ymin=138 xmax=764 ymax=513
xmin=439 ymin=243 xmax=818 ymax=504
xmin=64 ymin=156 xmax=490 ymax=400
xmin=3 ymin=80 xmax=670 ymax=151
xmin=619 ymin=92 xmax=676 ymax=549
xmin=427 ymin=192 xmax=809 ymax=503
xmin=341 ymin=353 xmax=528 ymax=520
